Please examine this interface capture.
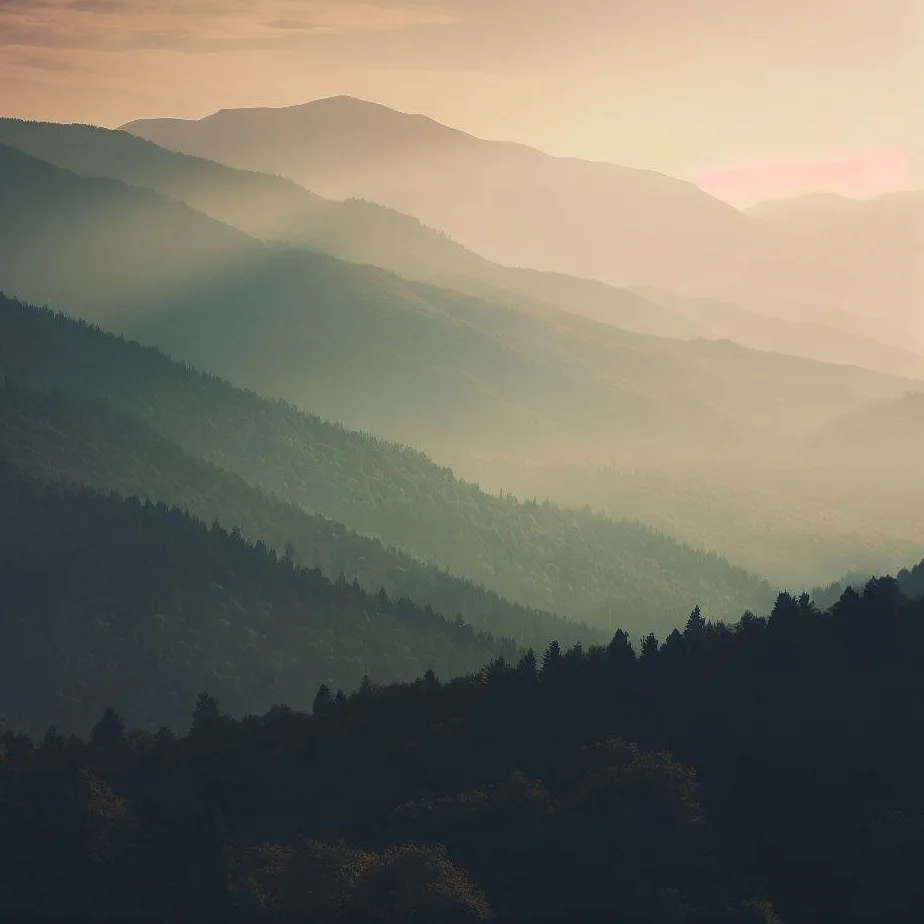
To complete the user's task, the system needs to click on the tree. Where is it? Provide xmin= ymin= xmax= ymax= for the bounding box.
xmin=191 ymin=692 xmax=221 ymax=735
xmin=641 ymin=633 xmax=659 ymax=659
xmin=684 ymin=605 xmax=706 ymax=640
xmin=40 ymin=725 xmax=66 ymax=754
xmin=542 ymin=640 xmax=562 ymax=672
xmin=358 ymin=675 xmax=374 ymax=700
xmin=517 ymin=648 xmax=538 ymax=680
xmin=89 ymin=707 xmax=125 ymax=749
xmin=313 ymin=684 xmax=334 ymax=717
xmin=607 ymin=630 xmax=635 ymax=666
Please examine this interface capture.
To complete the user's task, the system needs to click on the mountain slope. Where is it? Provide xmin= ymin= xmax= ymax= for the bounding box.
xmin=0 ymin=380 xmax=592 ymax=650
xmin=0 ymin=465 xmax=516 ymax=736
xmin=634 ymin=286 xmax=924 ymax=381
xmin=0 ymin=295 xmax=776 ymax=635
xmin=0 ymin=143 xmax=255 ymax=325
xmin=467 ymin=453 xmax=924 ymax=589
xmin=0 ymin=120 xmax=711 ymax=345
xmin=10 ymin=118 xmax=921 ymax=381
xmin=122 ymin=96 xmax=904 ymax=334
xmin=1 ymin=146 xmax=914 ymax=468
xmin=0 ymin=143 xmax=720 ymax=459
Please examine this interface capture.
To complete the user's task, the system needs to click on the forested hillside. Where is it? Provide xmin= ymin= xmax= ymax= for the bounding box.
xmin=0 ymin=466 xmax=519 ymax=736
xmin=0 ymin=296 xmax=774 ymax=635
xmin=810 ymin=558 xmax=924 ymax=611
xmin=0 ymin=381 xmax=590 ymax=650
xmin=3 ymin=578 xmax=922 ymax=922
xmin=470 ymin=455 xmax=924 ymax=587
xmin=4 ymin=146 xmax=921 ymax=592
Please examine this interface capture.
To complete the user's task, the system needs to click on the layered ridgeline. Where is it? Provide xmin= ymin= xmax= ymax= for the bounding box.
xmin=0 ymin=296 xmax=774 ymax=635
xmin=123 ymin=96 xmax=921 ymax=351
xmin=0 ymin=145 xmax=913 ymax=468
xmin=466 ymin=453 xmax=924 ymax=588
xmin=4 ymin=127 xmax=924 ymax=589
xmin=807 ymin=391 xmax=924 ymax=475
xmin=0 ymin=379 xmax=588 ymax=650
xmin=748 ymin=190 xmax=924 ymax=350
xmin=5 ymin=118 xmax=922 ymax=379
xmin=2 ymin=143 xmax=921 ymax=588
xmin=0 ymin=465 xmax=517 ymax=736
xmin=810 ymin=558 xmax=924 ymax=612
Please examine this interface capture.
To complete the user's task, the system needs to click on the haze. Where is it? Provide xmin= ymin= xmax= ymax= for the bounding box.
xmin=2 ymin=0 xmax=922 ymax=201
xmin=4 ymin=6 xmax=924 ymax=921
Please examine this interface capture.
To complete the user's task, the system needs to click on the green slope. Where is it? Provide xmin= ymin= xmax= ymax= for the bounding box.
xmin=0 ymin=464 xmax=518 ymax=736
xmin=0 ymin=296 xmax=775 ymax=635
xmin=0 ymin=379 xmax=591 ymax=650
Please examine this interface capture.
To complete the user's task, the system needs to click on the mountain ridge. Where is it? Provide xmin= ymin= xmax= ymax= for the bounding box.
xmin=121 ymin=95 xmax=914 ymax=344
xmin=6 ymin=117 xmax=920 ymax=378
xmin=0 ymin=294 xmax=776 ymax=635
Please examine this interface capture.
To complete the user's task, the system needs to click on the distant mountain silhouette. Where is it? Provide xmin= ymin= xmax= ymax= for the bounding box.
xmin=0 ymin=119 xmax=711 ymax=341
xmin=122 ymin=96 xmax=914 ymax=344
xmin=634 ymin=286 xmax=924 ymax=381
xmin=1 ymin=144 xmax=913 ymax=469
xmin=6 ymin=118 xmax=919 ymax=380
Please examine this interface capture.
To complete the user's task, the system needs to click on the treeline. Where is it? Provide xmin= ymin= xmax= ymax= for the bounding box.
xmin=0 ymin=381 xmax=590 ymax=650
xmin=810 ymin=560 xmax=924 ymax=611
xmin=0 ymin=466 xmax=517 ymax=736
xmin=0 ymin=294 xmax=774 ymax=636
xmin=4 ymin=579 xmax=924 ymax=922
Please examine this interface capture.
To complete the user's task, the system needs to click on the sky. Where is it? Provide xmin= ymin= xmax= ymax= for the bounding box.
xmin=1 ymin=0 xmax=922 ymax=203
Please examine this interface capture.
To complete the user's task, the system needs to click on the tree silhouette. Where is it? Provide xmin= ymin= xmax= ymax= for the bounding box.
xmin=89 ymin=707 xmax=125 ymax=749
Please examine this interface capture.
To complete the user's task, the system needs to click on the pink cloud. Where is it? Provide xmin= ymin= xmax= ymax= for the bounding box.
xmin=698 ymin=148 xmax=913 ymax=205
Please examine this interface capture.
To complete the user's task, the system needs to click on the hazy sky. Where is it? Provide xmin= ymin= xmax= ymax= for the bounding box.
xmin=2 ymin=0 xmax=922 ymax=200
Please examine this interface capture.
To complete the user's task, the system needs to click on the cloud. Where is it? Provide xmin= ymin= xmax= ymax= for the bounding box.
xmin=16 ymin=52 xmax=89 ymax=70
xmin=0 ymin=1 xmax=459 ymax=54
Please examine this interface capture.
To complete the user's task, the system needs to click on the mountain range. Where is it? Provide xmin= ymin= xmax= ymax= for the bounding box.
xmin=1 ymin=294 xmax=774 ymax=638
xmin=5 ymin=116 xmax=920 ymax=380
xmin=124 ymin=95 xmax=923 ymax=352
xmin=2 ymin=121 xmax=923 ymax=587
xmin=1 ymin=140 xmax=914 ymax=473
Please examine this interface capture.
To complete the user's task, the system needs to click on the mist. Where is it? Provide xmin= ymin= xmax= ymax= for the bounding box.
xmin=1 ymin=4 xmax=924 ymax=922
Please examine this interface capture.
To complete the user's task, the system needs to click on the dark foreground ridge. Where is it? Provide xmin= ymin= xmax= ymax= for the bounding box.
xmin=2 ymin=575 xmax=923 ymax=923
